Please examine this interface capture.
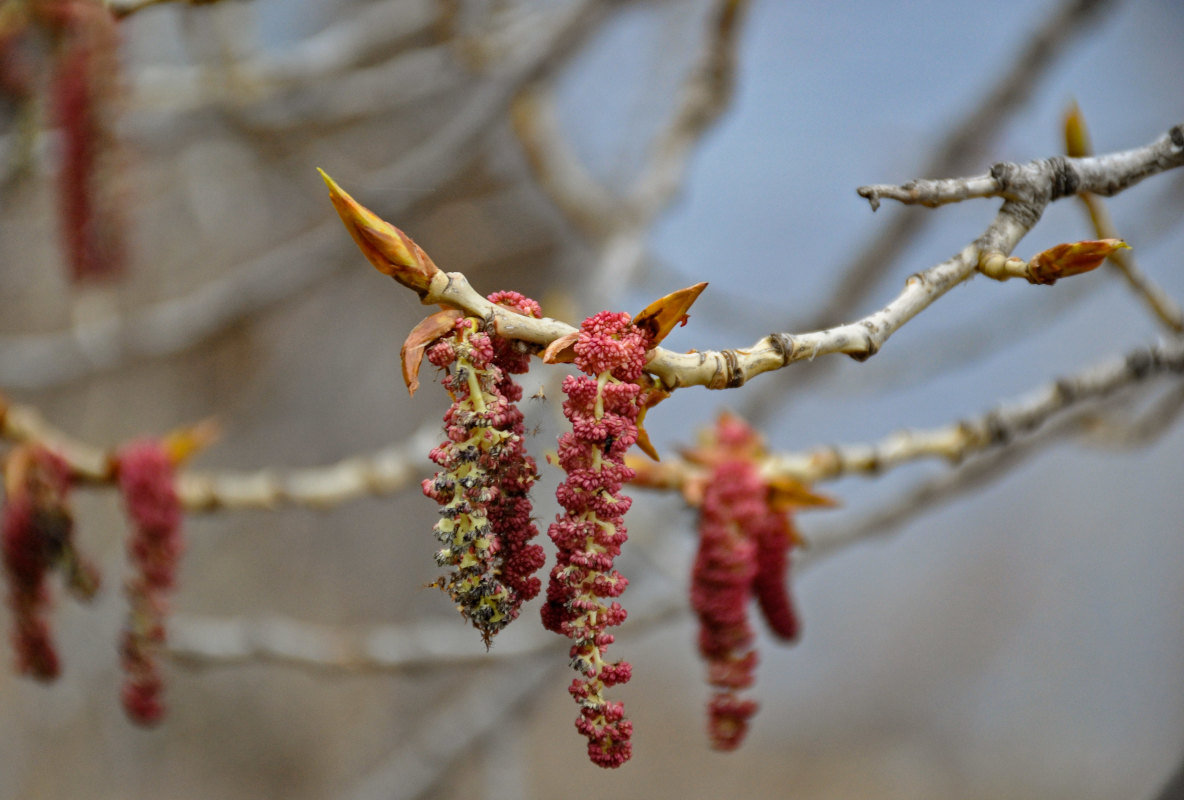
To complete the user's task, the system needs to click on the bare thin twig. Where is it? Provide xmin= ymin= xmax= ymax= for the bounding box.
xmin=763 ymin=338 xmax=1184 ymax=482
xmin=168 ymin=583 xmax=683 ymax=671
xmin=629 ymin=337 xmax=1184 ymax=498
xmin=177 ymin=429 xmax=439 ymax=511
xmin=857 ymin=127 xmax=1184 ymax=209
xmin=1065 ymin=103 xmax=1184 ymax=332
xmin=740 ymin=0 xmax=1122 ymax=423
xmin=511 ymin=0 xmax=747 ymax=304
xmin=799 ymin=416 xmax=1074 ymax=566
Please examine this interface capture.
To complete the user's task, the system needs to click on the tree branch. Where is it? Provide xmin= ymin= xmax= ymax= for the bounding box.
xmin=762 ymin=338 xmax=1184 ymax=483
xmin=857 ymin=126 xmax=1184 ymax=209
xmin=1064 ymin=103 xmax=1184 ymax=333
xmin=167 ymin=584 xmax=683 ymax=672
xmin=352 ymin=127 xmax=1181 ymax=390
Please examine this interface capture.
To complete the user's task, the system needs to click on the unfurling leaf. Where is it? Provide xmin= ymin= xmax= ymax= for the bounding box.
xmin=634 ymin=381 xmax=670 ymax=461
xmin=318 ymin=169 xmax=439 ymax=294
xmin=541 ymin=330 xmax=579 ymax=364
xmin=1027 ymin=238 xmax=1128 ymax=285
xmin=633 ymin=282 xmax=708 ymax=346
xmin=765 ymin=476 xmax=837 ymax=513
xmin=161 ymin=419 xmax=220 ymax=466
xmin=402 ymin=310 xmax=462 ymax=396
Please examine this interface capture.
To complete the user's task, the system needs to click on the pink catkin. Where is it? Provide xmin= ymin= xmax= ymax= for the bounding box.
xmin=1 ymin=445 xmax=82 ymax=681
xmin=693 ymin=456 xmax=763 ymax=749
xmin=543 ymin=311 xmax=649 ymax=769
xmin=690 ymin=414 xmax=804 ymax=750
xmin=485 ymin=292 xmax=546 ymax=612
xmin=751 ymin=513 xmax=800 ymax=641
xmin=45 ymin=0 xmax=126 ymax=283
xmin=116 ymin=440 xmax=183 ymax=725
xmin=422 ymin=296 xmax=545 ymax=644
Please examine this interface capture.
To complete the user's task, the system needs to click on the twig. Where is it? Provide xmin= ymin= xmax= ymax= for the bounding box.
xmin=511 ymin=85 xmax=620 ymax=239
xmin=1078 ymin=381 xmax=1184 ymax=450
xmin=740 ymin=0 xmax=1122 ymax=423
xmin=856 ymin=127 xmax=1184 ymax=209
xmin=626 ymin=0 xmax=746 ymax=219
xmin=167 ymin=612 xmax=558 ymax=672
xmin=510 ymin=0 xmax=747 ymax=303
xmin=1079 ymin=192 xmax=1184 ymax=332
xmin=425 ymin=196 xmax=1031 ymax=388
xmin=0 ymin=396 xmax=110 ymax=480
xmin=1065 ymin=103 xmax=1184 ymax=333
xmin=631 ymin=337 xmax=1184 ymax=495
xmin=798 ymin=415 xmax=1075 ymax=566
xmin=167 ymin=583 xmax=683 ymax=672
xmin=762 ymin=338 xmax=1184 ymax=483
xmin=177 ymin=429 xmax=439 ymax=511
xmin=796 ymin=361 xmax=1184 ymax=567
xmin=0 ymin=392 xmax=442 ymax=510
xmin=821 ymin=268 xmax=1099 ymax=396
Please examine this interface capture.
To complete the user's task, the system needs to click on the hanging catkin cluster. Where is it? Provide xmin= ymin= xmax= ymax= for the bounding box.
xmin=116 ymin=439 xmax=185 ymax=725
xmin=541 ymin=310 xmax=652 ymax=769
xmin=1 ymin=444 xmax=98 ymax=680
xmin=689 ymin=413 xmax=804 ymax=750
xmin=422 ymin=294 xmax=545 ymax=646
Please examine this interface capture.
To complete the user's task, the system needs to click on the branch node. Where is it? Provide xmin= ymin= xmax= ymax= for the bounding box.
xmin=767 ymin=333 xmax=794 ymax=366
xmin=721 ymin=349 xmax=744 ymax=389
xmin=1046 ymin=155 xmax=1080 ymax=200
xmin=1126 ymin=350 xmax=1153 ymax=379
xmin=847 ymin=327 xmax=879 ymax=362
xmin=984 ymin=411 xmax=1010 ymax=445
xmin=988 ymin=161 xmax=1016 ymax=192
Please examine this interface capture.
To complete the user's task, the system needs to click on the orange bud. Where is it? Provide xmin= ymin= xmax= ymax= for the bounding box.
xmin=1063 ymin=101 xmax=1092 ymax=159
xmin=633 ymin=282 xmax=707 ymax=347
xmin=318 ymin=169 xmax=439 ymax=294
xmin=1027 ymin=238 xmax=1128 ymax=285
xmin=161 ymin=419 xmax=220 ymax=466
xmin=765 ymin=476 xmax=837 ymax=513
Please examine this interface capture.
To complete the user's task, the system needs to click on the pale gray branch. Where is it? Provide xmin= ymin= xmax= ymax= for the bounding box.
xmin=177 ymin=426 xmax=440 ymax=511
xmin=857 ymin=126 xmax=1184 ymax=209
xmin=167 ymin=582 xmax=683 ymax=672
xmin=765 ymin=338 xmax=1184 ymax=483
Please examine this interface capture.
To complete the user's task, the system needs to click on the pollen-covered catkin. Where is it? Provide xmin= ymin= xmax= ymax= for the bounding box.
xmin=542 ymin=310 xmax=651 ymax=769
xmin=423 ymin=294 xmax=544 ymax=645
